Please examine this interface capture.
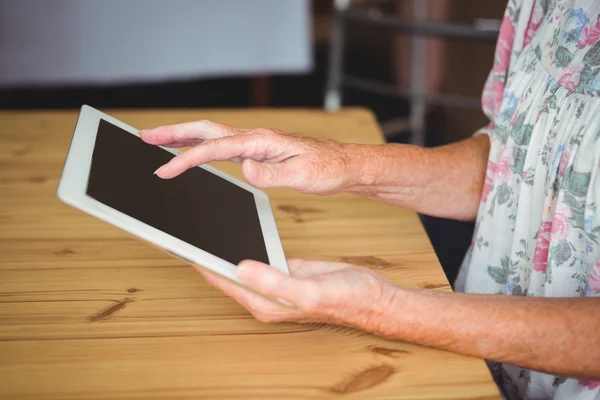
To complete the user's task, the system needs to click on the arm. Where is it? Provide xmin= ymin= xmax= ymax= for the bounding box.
xmin=142 ymin=121 xmax=597 ymax=379
xmin=374 ymin=287 xmax=600 ymax=380
xmin=347 ymin=134 xmax=490 ymax=221
xmin=142 ymin=121 xmax=490 ymax=221
xmin=199 ymin=259 xmax=600 ymax=381
xmin=195 ymin=259 xmax=600 ymax=380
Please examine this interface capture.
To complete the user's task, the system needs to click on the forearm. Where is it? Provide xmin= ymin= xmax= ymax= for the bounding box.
xmin=372 ymin=287 xmax=600 ymax=379
xmin=345 ymin=134 xmax=490 ymax=221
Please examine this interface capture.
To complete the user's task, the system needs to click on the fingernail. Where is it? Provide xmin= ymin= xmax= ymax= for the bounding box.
xmin=153 ymin=165 xmax=166 ymax=175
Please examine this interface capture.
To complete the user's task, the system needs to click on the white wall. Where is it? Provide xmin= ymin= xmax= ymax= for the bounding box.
xmin=0 ymin=0 xmax=312 ymax=87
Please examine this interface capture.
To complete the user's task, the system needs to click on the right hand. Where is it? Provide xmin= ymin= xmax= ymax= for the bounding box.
xmin=141 ymin=120 xmax=365 ymax=195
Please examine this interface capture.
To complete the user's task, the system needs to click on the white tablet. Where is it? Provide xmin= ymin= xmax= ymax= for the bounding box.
xmin=58 ymin=105 xmax=289 ymax=295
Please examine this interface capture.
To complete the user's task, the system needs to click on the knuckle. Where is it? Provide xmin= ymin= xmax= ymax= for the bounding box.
xmin=197 ymin=119 xmax=214 ymax=127
xmin=193 ymin=119 xmax=214 ymax=133
xmin=249 ymin=128 xmax=274 ymax=137
xmin=197 ymin=119 xmax=233 ymax=136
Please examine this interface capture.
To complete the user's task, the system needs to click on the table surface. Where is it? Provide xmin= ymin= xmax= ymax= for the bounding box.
xmin=0 ymin=108 xmax=500 ymax=400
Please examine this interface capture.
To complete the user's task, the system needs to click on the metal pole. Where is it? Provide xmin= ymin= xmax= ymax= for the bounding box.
xmin=325 ymin=0 xmax=350 ymax=111
xmin=410 ymin=0 xmax=427 ymax=146
xmin=340 ymin=9 xmax=499 ymax=40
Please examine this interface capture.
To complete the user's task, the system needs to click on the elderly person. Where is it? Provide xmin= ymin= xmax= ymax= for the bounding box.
xmin=141 ymin=0 xmax=600 ymax=398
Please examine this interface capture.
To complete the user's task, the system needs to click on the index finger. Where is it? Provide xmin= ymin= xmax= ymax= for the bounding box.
xmin=154 ymin=134 xmax=261 ymax=178
xmin=141 ymin=120 xmax=240 ymax=146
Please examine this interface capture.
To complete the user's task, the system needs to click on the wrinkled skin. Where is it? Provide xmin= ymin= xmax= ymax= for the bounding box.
xmin=196 ymin=259 xmax=398 ymax=334
xmin=142 ymin=120 xmax=395 ymax=330
xmin=143 ymin=120 xmax=364 ymax=195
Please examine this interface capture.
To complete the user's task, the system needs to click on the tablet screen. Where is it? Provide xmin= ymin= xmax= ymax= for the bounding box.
xmin=86 ymin=119 xmax=269 ymax=266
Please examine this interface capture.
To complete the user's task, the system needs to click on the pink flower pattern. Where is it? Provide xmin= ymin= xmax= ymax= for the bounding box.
xmin=494 ymin=15 xmax=516 ymax=74
xmin=558 ymin=64 xmax=584 ymax=91
xmin=465 ymin=1 xmax=600 ymax=398
xmin=481 ymin=161 xmax=497 ymax=204
xmin=551 ymin=202 xmax=571 ymax=240
xmin=588 ymin=262 xmax=600 ymax=293
xmin=578 ymin=380 xmax=600 ymax=390
xmin=533 ymin=221 xmax=552 ymax=273
xmin=524 ymin=4 xmax=545 ymax=47
xmin=578 ymin=18 xmax=600 ymax=48
xmin=496 ymin=145 xmax=513 ymax=180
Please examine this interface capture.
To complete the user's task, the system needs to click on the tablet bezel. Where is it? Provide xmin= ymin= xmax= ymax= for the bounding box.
xmin=57 ymin=105 xmax=289 ymax=285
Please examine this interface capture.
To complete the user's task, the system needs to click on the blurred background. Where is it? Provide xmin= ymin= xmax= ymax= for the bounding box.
xmin=0 ymin=0 xmax=507 ymax=283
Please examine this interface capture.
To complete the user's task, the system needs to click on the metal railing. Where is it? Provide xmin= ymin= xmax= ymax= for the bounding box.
xmin=325 ymin=0 xmax=500 ymax=145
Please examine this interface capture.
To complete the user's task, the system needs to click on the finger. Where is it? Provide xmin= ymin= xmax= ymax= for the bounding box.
xmin=161 ymin=139 xmax=203 ymax=148
xmin=196 ymin=267 xmax=267 ymax=305
xmin=237 ymin=260 xmax=320 ymax=309
xmin=196 ymin=267 xmax=298 ymax=318
xmin=278 ymin=259 xmax=315 ymax=279
xmin=155 ymin=135 xmax=262 ymax=179
xmin=141 ymin=120 xmax=239 ymax=146
xmin=284 ymin=258 xmax=353 ymax=279
xmin=287 ymin=258 xmax=348 ymax=271
xmin=284 ymin=258 xmax=316 ymax=275
xmin=287 ymin=258 xmax=307 ymax=269
xmin=242 ymin=157 xmax=312 ymax=190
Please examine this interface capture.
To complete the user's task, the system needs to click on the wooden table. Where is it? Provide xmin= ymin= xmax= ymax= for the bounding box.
xmin=0 ymin=109 xmax=500 ymax=399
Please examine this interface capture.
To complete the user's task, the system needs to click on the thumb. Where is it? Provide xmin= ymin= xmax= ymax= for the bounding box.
xmin=237 ymin=260 xmax=316 ymax=307
xmin=242 ymin=159 xmax=288 ymax=188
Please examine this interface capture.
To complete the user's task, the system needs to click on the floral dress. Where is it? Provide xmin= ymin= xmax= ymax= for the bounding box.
xmin=454 ymin=0 xmax=600 ymax=398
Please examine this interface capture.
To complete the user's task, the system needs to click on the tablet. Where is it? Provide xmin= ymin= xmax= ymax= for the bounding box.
xmin=57 ymin=105 xmax=289 ymax=296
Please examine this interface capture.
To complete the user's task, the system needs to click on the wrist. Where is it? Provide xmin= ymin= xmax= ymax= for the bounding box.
xmin=360 ymin=281 xmax=415 ymax=338
xmin=340 ymin=143 xmax=386 ymax=191
xmin=342 ymin=143 xmax=427 ymax=196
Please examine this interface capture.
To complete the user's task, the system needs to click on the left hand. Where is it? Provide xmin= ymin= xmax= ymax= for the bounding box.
xmin=196 ymin=259 xmax=401 ymax=333
xmin=141 ymin=120 xmax=365 ymax=195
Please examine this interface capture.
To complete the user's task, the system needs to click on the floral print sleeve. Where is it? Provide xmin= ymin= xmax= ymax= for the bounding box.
xmin=454 ymin=1 xmax=600 ymax=399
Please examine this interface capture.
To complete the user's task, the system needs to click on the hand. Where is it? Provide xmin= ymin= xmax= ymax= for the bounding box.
xmin=196 ymin=259 xmax=401 ymax=334
xmin=141 ymin=120 xmax=367 ymax=195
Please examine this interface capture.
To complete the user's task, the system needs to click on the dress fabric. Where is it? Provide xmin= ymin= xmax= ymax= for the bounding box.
xmin=454 ymin=0 xmax=600 ymax=398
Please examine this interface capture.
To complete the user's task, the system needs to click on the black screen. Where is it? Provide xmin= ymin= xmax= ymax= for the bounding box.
xmin=86 ymin=119 xmax=269 ymax=265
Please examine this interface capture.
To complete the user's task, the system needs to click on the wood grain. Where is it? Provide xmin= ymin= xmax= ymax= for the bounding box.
xmin=0 ymin=109 xmax=500 ymax=399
